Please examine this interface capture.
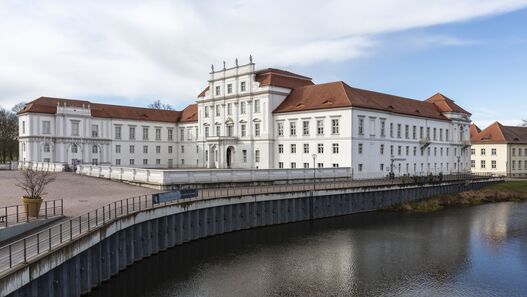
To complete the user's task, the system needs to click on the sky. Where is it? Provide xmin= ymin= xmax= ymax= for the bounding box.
xmin=0 ymin=0 xmax=526 ymax=128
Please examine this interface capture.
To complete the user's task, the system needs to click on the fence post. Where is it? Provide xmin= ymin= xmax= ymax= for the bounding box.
xmin=70 ymin=220 xmax=73 ymax=240
xmin=45 ymin=201 xmax=48 ymax=219
xmin=61 ymin=199 xmax=64 ymax=216
xmin=95 ymin=209 xmax=98 ymax=226
xmin=103 ymin=206 xmax=106 ymax=223
xmin=16 ymin=205 xmax=19 ymax=224
xmin=79 ymin=216 xmax=82 ymax=234
xmin=23 ymin=238 xmax=27 ymax=263
xmin=9 ymin=244 xmax=12 ymax=267
xmin=37 ymin=232 xmax=40 ymax=254
xmin=88 ymin=212 xmax=91 ymax=231
xmin=4 ymin=207 xmax=7 ymax=228
xmin=49 ymin=228 xmax=52 ymax=251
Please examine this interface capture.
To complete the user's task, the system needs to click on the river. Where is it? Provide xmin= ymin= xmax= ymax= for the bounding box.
xmin=87 ymin=202 xmax=527 ymax=297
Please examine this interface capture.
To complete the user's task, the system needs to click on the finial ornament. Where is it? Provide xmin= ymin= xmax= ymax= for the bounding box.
xmin=211 ymin=64 xmax=214 ymax=72
xmin=249 ymin=54 xmax=253 ymax=63
xmin=223 ymin=60 xmax=226 ymax=69
xmin=235 ymin=58 xmax=238 ymax=66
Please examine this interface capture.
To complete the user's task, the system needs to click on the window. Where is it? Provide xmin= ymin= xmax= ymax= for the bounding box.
xmin=317 ymin=120 xmax=324 ymax=135
xmin=491 ymin=148 xmax=496 ymax=155
xmin=130 ymin=145 xmax=135 ymax=154
xmin=358 ymin=143 xmax=363 ymax=154
xmin=130 ymin=159 xmax=135 ymax=165
xmin=380 ymin=120 xmax=386 ymax=137
xmin=390 ymin=123 xmax=394 ymax=138
xmin=405 ymin=125 xmax=409 ymax=139
xmin=291 ymin=162 xmax=297 ymax=169
xmin=115 ymin=126 xmax=121 ymax=139
xmin=332 ymin=143 xmax=339 ymax=154
xmin=304 ymin=163 xmax=310 ymax=168
xmin=471 ymin=148 xmax=476 ymax=155
xmin=181 ymin=159 xmax=185 ymax=165
xmin=406 ymin=146 xmax=410 ymax=156
xmin=216 ymin=105 xmax=220 ymax=116
xmin=43 ymin=121 xmax=51 ymax=134
xmin=205 ymin=126 xmax=210 ymax=137
xmin=255 ymin=150 xmax=260 ymax=162
xmin=291 ymin=144 xmax=297 ymax=153
xmin=168 ymin=146 xmax=173 ymax=154
xmin=413 ymin=146 xmax=417 ymax=156
xmin=290 ymin=122 xmax=297 ymax=136
xmin=512 ymin=148 xmax=516 ymax=156
xmin=143 ymin=145 xmax=148 ymax=154
xmin=380 ymin=164 xmax=384 ymax=171
xmin=490 ymin=160 xmax=496 ymax=169
xmin=278 ymin=144 xmax=284 ymax=153
xmin=215 ymin=86 xmax=220 ymax=96
xmin=22 ymin=121 xmax=25 ymax=134
xmin=303 ymin=120 xmax=309 ymax=135
xmin=370 ymin=118 xmax=376 ymax=136
xmin=241 ymin=124 xmax=247 ymax=137
xmin=71 ymin=144 xmax=77 ymax=153
xmin=255 ymin=123 xmax=260 ymax=136
xmin=116 ymin=159 xmax=121 ymax=165
xmin=433 ymin=128 xmax=437 ymax=141
xmin=227 ymin=83 xmax=232 ymax=94
xmin=358 ymin=164 xmax=363 ymax=172
xmin=439 ymin=129 xmax=443 ymax=141
xmin=254 ymin=99 xmax=260 ymax=113
xmin=380 ymin=144 xmax=384 ymax=155
xmin=241 ymin=102 xmax=246 ymax=114
xmin=156 ymin=159 xmax=161 ymax=165
xmin=227 ymin=103 xmax=232 ymax=115
xmin=426 ymin=127 xmax=430 ymax=139
xmin=481 ymin=160 xmax=486 ymax=169
xmin=303 ymin=143 xmax=309 ymax=153
xmin=277 ymin=122 xmax=284 ymax=136
xmin=129 ymin=126 xmax=135 ymax=140
xmin=227 ymin=125 xmax=233 ymax=137
xmin=43 ymin=143 xmax=50 ymax=153
xmin=318 ymin=143 xmax=324 ymax=154
xmin=156 ymin=146 xmax=161 ymax=154
xmin=240 ymin=81 xmax=246 ymax=92
xmin=205 ymin=106 xmax=209 ymax=118
xmin=332 ymin=119 xmax=339 ymax=134
xmin=142 ymin=127 xmax=149 ymax=140
xmin=412 ymin=126 xmax=417 ymax=139
xmin=143 ymin=159 xmax=148 ymax=165
xmin=390 ymin=145 xmax=394 ymax=156
xmin=333 ymin=163 xmax=340 ymax=168
xmin=92 ymin=125 xmax=99 ymax=137
xmin=196 ymin=145 xmax=199 ymax=153
xmin=92 ymin=159 xmax=98 ymax=165
xmin=278 ymin=162 xmax=284 ymax=168
xmin=358 ymin=118 xmax=364 ymax=135
xmin=243 ymin=150 xmax=248 ymax=162
xmin=398 ymin=146 xmax=402 ymax=156
xmin=71 ymin=121 xmax=79 ymax=136
xmin=481 ymin=148 xmax=486 ymax=156
xmin=397 ymin=124 xmax=401 ymax=138
xmin=512 ymin=160 xmax=516 ymax=170
xmin=155 ymin=128 xmax=161 ymax=141
xmin=116 ymin=145 xmax=121 ymax=153
xmin=471 ymin=160 xmax=476 ymax=168
xmin=318 ymin=163 xmax=324 ymax=168
xmin=216 ymin=126 xmax=220 ymax=136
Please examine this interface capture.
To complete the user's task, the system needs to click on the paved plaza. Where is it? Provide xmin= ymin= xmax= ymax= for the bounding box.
xmin=0 ymin=171 xmax=158 ymax=217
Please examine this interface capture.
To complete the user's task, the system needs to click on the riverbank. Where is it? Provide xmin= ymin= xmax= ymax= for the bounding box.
xmin=388 ymin=180 xmax=527 ymax=212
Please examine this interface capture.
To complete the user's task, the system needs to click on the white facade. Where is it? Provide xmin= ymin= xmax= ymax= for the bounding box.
xmin=471 ymin=143 xmax=527 ymax=177
xmin=18 ymin=60 xmax=472 ymax=178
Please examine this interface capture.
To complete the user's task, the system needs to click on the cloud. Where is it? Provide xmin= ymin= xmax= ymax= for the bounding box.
xmin=0 ymin=0 xmax=527 ymax=109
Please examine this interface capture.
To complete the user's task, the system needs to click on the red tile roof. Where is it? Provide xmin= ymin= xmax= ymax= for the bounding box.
xmin=273 ymin=81 xmax=450 ymax=120
xmin=471 ymin=122 xmax=527 ymax=144
xmin=179 ymin=104 xmax=198 ymax=123
xmin=18 ymin=97 xmax=185 ymax=123
xmin=197 ymin=86 xmax=209 ymax=98
xmin=255 ymin=68 xmax=314 ymax=89
xmin=426 ymin=93 xmax=471 ymax=115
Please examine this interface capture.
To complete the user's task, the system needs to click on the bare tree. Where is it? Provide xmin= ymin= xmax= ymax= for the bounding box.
xmin=0 ymin=107 xmax=18 ymax=163
xmin=522 ymin=119 xmax=527 ymax=127
xmin=148 ymin=99 xmax=174 ymax=110
xmin=16 ymin=169 xmax=56 ymax=199
xmin=12 ymin=102 xmax=26 ymax=113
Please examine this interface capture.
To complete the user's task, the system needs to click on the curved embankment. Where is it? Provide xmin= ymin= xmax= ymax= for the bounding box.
xmin=2 ymin=179 xmax=500 ymax=297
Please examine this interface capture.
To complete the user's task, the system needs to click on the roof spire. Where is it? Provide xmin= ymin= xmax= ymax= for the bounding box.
xmin=235 ymin=58 xmax=238 ymax=67
xmin=211 ymin=64 xmax=214 ymax=72
xmin=223 ymin=60 xmax=226 ymax=69
xmin=249 ymin=54 xmax=253 ymax=64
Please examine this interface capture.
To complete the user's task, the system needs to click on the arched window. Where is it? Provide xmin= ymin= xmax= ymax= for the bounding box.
xmin=71 ymin=144 xmax=78 ymax=153
xmin=43 ymin=143 xmax=50 ymax=153
xmin=92 ymin=145 xmax=98 ymax=154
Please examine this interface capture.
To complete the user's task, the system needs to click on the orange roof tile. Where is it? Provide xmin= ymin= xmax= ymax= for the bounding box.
xmin=179 ymin=104 xmax=198 ymax=123
xmin=426 ymin=93 xmax=471 ymax=115
xmin=472 ymin=122 xmax=527 ymax=144
xmin=255 ymin=68 xmax=314 ymax=89
xmin=18 ymin=97 xmax=185 ymax=123
xmin=273 ymin=81 xmax=449 ymax=120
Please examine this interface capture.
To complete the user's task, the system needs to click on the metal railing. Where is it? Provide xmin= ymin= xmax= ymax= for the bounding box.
xmin=0 ymin=199 xmax=64 ymax=229
xmin=0 ymin=173 xmax=500 ymax=276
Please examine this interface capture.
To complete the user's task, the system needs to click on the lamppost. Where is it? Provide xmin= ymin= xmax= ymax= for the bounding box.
xmin=312 ymin=154 xmax=317 ymax=192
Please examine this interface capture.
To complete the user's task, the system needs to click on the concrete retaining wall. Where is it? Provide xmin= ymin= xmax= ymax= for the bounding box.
xmin=3 ymin=180 xmax=499 ymax=297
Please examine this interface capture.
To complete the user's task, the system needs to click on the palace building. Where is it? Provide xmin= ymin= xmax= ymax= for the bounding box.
xmin=17 ymin=59 xmax=472 ymax=178
xmin=470 ymin=122 xmax=527 ymax=177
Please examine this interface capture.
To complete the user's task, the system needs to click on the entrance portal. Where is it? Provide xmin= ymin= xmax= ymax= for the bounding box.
xmin=226 ymin=146 xmax=234 ymax=169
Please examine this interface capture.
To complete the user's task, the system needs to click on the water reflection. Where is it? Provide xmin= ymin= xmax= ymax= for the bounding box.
xmin=87 ymin=202 xmax=527 ymax=297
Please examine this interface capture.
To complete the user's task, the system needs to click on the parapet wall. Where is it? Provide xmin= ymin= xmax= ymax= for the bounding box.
xmin=3 ymin=179 xmax=499 ymax=297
